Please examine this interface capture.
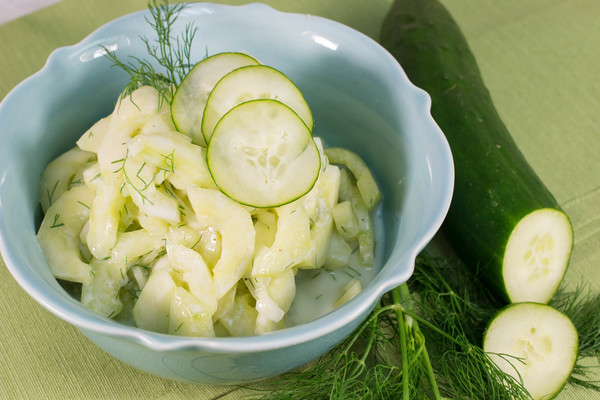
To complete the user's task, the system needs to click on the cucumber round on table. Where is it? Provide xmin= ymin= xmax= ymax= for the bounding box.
xmin=201 ymin=64 xmax=314 ymax=144
xmin=380 ymin=0 xmax=573 ymax=304
xmin=483 ymin=302 xmax=578 ymax=400
xmin=206 ymin=99 xmax=320 ymax=208
xmin=171 ymin=52 xmax=260 ymax=146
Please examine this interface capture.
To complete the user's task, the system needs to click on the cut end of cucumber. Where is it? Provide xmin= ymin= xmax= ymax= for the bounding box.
xmin=483 ymin=302 xmax=578 ymax=400
xmin=207 ymin=99 xmax=320 ymax=208
xmin=503 ymin=208 xmax=573 ymax=304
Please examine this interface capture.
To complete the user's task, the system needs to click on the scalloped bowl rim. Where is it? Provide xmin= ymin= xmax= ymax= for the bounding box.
xmin=0 ymin=2 xmax=454 ymax=354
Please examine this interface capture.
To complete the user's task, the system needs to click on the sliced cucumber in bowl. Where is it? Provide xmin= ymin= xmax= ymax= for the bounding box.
xmin=206 ymin=99 xmax=320 ymax=208
xmin=201 ymin=64 xmax=314 ymax=144
xmin=172 ymin=54 xmax=322 ymax=209
xmin=171 ymin=52 xmax=260 ymax=146
xmin=483 ymin=302 xmax=578 ymax=400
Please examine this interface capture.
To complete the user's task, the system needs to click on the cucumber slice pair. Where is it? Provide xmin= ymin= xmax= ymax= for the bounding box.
xmin=484 ymin=302 xmax=578 ymax=400
xmin=171 ymin=52 xmax=260 ymax=146
xmin=171 ymin=52 xmax=319 ymax=208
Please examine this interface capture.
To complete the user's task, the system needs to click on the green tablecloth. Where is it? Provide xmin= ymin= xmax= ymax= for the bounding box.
xmin=1 ymin=0 xmax=598 ymax=398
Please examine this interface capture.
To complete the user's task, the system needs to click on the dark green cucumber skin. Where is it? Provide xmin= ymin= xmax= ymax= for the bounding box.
xmin=380 ymin=0 xmax=567 ymax=302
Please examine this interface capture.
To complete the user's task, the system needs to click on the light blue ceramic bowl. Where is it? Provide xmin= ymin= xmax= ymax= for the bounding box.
xmin=0 ymin=3 xmax=453 ymax=384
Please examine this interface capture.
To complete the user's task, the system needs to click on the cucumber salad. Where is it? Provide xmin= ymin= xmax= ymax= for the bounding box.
xmin=36 ymin=51 xmax=382 ymax=337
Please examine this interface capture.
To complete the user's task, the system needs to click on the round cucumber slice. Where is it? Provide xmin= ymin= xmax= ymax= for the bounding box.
xmin=201 ymin=64 xmax=314 ymax=144
xmin=171 ymin=52 xmax=259 ymax=146
xmin=206 ymin=99 xmax=320 ymax=208
xmin=503 ymin=209 xmax=573 ymax=304
xmin=483 ymin=302 xmax=578 ymax=400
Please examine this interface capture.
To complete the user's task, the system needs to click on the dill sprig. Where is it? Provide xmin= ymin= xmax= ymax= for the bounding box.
xmin=250 ymin=254 xmax=532 ymax=400
xmin=551 ymin=282 xmax=600 ymax=358
xmin=102 ymin=0 xmax=197 ymax=107
xmin=141 ymin=0 xmax=197 ymax=87
xmin=551 ymin=282 xmax=600 ymax=391
xmin=249 ymin=303 xmax=405 ymax=399
xmin=401 ymin=255 xmax=531 ymax=399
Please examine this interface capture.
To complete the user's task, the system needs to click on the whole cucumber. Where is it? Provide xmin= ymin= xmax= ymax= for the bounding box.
xmin=380 ymin=0 xmax=573 ymax=304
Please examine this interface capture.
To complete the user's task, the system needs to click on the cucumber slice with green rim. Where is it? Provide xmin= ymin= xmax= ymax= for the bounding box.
xmin=202 ymin=64 xmax=314 ymax=144
xmin=206 ymin=99 xmax=320 ymax=208
xmin=504 ymin=209 xmax=573 ymax=304
xmin=483 ymin=302 xmax=578 ymax=400
xmin=171 ymin=52 xmax=260 ymax=146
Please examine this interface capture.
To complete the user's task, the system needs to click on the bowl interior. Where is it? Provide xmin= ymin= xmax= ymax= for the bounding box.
xmin=0 ymin=3 xmax=452 ymax=350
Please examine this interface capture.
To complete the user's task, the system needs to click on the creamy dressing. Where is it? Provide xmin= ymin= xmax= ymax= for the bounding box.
xmin=286 ymin=205 xmax=385 ymax=326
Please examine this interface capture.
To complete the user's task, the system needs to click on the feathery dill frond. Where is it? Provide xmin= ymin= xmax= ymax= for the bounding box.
xmin=250 ymin=254 xmax=534 ymax=400
xmin=102 ymin=0 xmax=198 ymax=107
xmin=551 ymin=282 xmax=600 ymax=391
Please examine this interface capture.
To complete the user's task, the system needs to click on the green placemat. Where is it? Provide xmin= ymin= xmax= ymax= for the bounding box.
xmin=1 ymin=1 xmax=598 ymax=399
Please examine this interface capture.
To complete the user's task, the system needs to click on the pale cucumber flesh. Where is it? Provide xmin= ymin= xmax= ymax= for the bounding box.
xmin=201 ymin=64 xmax=313 ymax=144
xmin=206 ymin=99 xmax=320 ymax=208
xmin=483 ymin=302 xmax=578 ymax=400
xmin=325 ymin=147 xmax=381 ymax=211
xmin=171 ymin=52 xmax=259 ymax=146
xmin=503 ymin=208 xmax=573 ymax=303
